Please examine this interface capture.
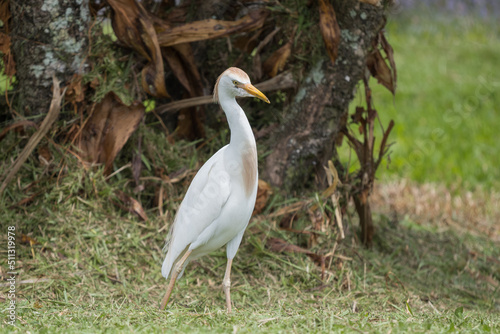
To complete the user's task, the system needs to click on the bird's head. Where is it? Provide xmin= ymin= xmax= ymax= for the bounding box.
xmin=214 ymin=67 xmax=270 ymax=104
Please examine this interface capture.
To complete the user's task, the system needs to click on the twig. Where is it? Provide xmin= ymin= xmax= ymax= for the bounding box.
xmin=0 ymin=120 xmax=38 ymax=142
xmin=155 ymin=71 xmax=295 ymax=114
xmin=0 ymin=76 xmax=65 ymax=195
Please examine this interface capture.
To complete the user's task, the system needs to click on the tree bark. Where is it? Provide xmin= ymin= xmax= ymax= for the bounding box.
xmin=10 ymin=0 xmax=90 ymax=116
xmin=264 ymin=1 xmax=386 ymax=191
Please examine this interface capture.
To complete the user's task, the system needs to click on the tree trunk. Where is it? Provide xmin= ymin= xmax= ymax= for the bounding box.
xmin=10 ymin=0 xmax=90 ymax=116
xmin=264 ymin=1 xmax=386 ymax=191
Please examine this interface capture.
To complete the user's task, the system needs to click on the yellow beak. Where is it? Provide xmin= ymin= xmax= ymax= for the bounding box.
xmin=241 ymin=83 xmax=270 ymax=104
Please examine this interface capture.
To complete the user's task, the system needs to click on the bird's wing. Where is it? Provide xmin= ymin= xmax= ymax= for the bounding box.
xmin=162 ymin=146 xmax=231 ymax=278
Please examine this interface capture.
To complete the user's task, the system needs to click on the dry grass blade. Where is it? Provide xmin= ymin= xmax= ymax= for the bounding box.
xmin=267 ymin=200 xmax=311 ymax=218
xmin=0 ymin=76 xmax=64 ymax=195
xmin=323 ymin=161 xmax=344 ymax=239
xmin=372 ymin=180 xmax=500 ymax=242
xmin=78 ymin=93 xmax=145 ymax=175
xmin=164 ymin=167 xmax=194 ymax=184
xmin=318 ymin=0 xmax=341 ymax=65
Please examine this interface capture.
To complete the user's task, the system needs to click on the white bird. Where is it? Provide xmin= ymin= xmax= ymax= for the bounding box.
xmin=160 ymin=67 xmax=270 ymax=312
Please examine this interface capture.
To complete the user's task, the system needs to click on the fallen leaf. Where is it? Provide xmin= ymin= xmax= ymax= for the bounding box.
xmin=38 ymin=145 xmax=52 ymax=165
xmin=163 ymin=43 xmax=206 ymax=140
xmin=108 ymin=0 xmax=169 ymax=97
xmin=78 ymin=93 xmax=145 ymax=175
xmin=234 ymin=30 xmax=262 ymax=54
xmin=366 ymin=32 xmax=397 ymax=94
xmin=176 ymin=108 xmax=206 ymax=141
xmin=322 ymin=160 xmax=340 ymax=198
xmin=318 ymin=0 xmax=341 ymax=65
xmin=367 ymin=49 xmax=393 ymax=94
xmin=253 ymin=179 xmax=272 ymax=215
xmin=163 ymin=43 xmax=203 ymax=96
xmin=115 ymin=190 xmax=149 ymax=221
xmin=0 ymin=32 xmax=16 ymax=76
xmin=65 ymin=74 xmax=85 ymax=103
xmin=0 ymin=1 xmax=11 ymax=33
xmin=359 ymin=0 xmax=381 ymax=6
xmin=251 ymin=27 xmax=281 ymax=80
xmin=263 ymin=41 xmax=292 ymax=78
xmin=267 ymin=237 xmax=315 ymax=255
xmin=157 ymin=9 xmax=268 ymax=47
xmin=266 ymin=237 xmax=324 ymax=265
xmin=89 ymin=77 xmax=100 ymax=89
xmin=163 ymin=48 xmax=192 ymax=95
xmin=21 ymin=234 xmax=39 ymax=245
xmin=0 ymin=33 xmax=10 ymax=54
xmin=381 ymin=32 xmax=397 ymax=92
xmin=307 ymin=207 xmax=327 ymax=247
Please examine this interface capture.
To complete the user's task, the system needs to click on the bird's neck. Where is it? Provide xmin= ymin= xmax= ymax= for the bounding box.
xmin=220 ymin=97 xmax=256 ymax=149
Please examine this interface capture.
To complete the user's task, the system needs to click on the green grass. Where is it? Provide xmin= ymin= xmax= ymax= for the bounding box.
xmin=0 ymin=142 xmax=498 ymax=332
xmin=341 ymin=16 xmax=500 ymax=189
xmin=1 ymin=14 xmax=500 ymax=334
xmin=1 ymin=180 xmax=498 ymax=332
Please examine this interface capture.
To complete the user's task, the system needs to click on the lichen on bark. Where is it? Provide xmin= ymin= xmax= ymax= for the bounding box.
xmin=11 ymin=0 xmax=90 ymax=115
xmin=264 ymin=0 xmax=387 ymax=191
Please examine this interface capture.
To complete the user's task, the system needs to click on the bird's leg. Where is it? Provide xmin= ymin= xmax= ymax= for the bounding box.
xmin=160 ymin=250 xmax=192 ymax=310
xmin=222 ymin=258 xmax=233 ymax=313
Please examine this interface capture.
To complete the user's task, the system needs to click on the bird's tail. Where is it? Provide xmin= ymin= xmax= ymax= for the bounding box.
xmin=161 ymin=251 xmax=174 ymax=279
xmin=161 ymin=222 xmax=176 ymax=278
xmin=161 ymin=246 xmax=190 ymax=279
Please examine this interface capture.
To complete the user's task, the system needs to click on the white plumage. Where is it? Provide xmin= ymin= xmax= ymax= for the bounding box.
xmin=160 ymin=67 xmax=270 ymax=312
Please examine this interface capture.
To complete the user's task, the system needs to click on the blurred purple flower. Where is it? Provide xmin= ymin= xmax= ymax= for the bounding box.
xmin=393 ymin=0 xmax=500 ymax=18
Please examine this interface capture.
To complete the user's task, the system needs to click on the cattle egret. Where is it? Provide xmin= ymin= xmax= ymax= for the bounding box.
xmin=160 ymin=67 xmax=270 ymax=312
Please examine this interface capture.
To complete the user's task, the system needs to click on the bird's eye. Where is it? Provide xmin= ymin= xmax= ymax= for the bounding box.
xmin=232 ymin=80 xmax=239 ymax=86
